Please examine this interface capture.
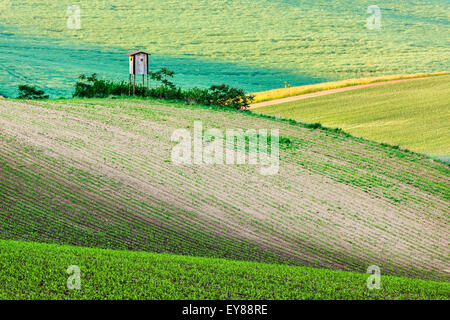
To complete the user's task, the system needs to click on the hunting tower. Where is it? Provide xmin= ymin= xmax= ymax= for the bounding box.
xmin=126 ymin=51 xmax=151 ymax=95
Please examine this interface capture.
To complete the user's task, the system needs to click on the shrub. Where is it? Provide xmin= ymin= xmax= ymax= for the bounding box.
xmin=304 ymin=122 xmax=323 ymax=129
xmin=73 ymin=74 xmax=129 ymax=98
xmin=149 ymin=68 xmax=176 ymax=89
xmin=17 ymin=85 xmax=49 ymax=100
xmin=209 ymin=84 xmax=254 ymax=110
xmin=182 ymin=87 xmax=212 ymax=105
xmin=148 ymin=85 xmax=183 ymax=100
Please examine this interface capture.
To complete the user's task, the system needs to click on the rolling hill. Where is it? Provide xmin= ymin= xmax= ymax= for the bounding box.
xmin=0 ymin=96 xmax=448 ymax=290
xmin=252 ymin=75 xmax=450 ymax=158
xmin=1 ymin=0 xmax=449 ymax=302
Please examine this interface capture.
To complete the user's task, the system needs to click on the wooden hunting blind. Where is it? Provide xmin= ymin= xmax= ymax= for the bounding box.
xmin=126 ymin=51 xmax=151 ymax=95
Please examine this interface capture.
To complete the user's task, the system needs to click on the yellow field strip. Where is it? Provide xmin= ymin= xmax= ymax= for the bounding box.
xmin=250 ymin=72 xmax=450 ymax=105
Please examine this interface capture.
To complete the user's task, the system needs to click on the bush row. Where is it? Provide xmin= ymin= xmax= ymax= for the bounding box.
xmin=72 ymin=69 xmax=254 ymax=110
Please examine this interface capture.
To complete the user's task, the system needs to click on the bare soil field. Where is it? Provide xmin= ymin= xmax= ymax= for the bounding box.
xmin=0 ymin=98 xmax=448 ymax=280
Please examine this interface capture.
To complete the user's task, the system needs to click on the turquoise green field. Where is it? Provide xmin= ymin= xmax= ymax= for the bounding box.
xmin=253 ymin=75 xmax=450 ymax=158
xmin=0 ymin=25 xmax=318 ymax=98
xmin=1 ymin=0 xmax=449 ymax=97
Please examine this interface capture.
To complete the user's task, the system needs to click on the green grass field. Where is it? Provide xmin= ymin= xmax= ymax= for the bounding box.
xmin=1 ymin=1 xmax=449 ymax=97
xmin=1 ymin=239 xmax=448 ymax=300
xmin=253 ymin=75 xmax=450 ymax=157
